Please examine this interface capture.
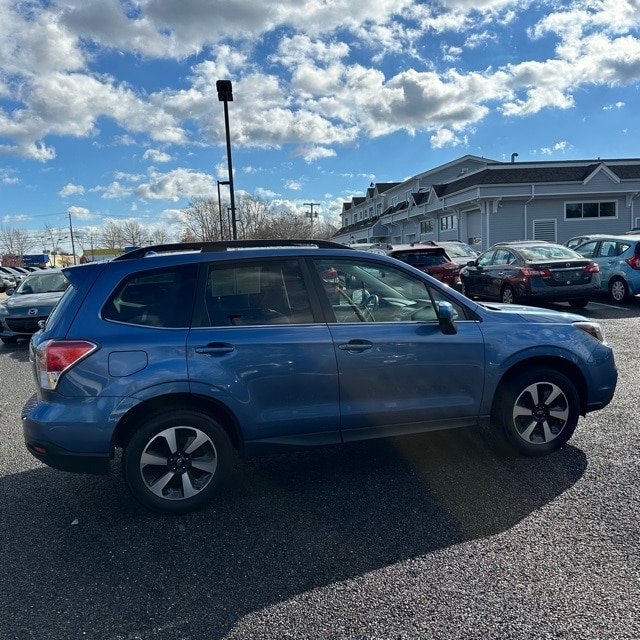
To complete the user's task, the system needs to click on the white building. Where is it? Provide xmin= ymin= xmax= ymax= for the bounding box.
xmin=332 ymin=155 xmax=640 ymax=250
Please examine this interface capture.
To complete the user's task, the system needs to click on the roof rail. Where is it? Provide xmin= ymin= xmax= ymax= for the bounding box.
xmin=114 ymin=239 xmax=351 ymax=260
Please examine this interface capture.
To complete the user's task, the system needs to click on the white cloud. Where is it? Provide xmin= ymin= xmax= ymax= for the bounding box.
xmin=59 ymin=183 xmax=85 ymax=197
xmin=143 ymin=149 xmax=172 ymax=163
xmin=134 ymin=168 xmax=216 ymax=201
xmin=284 ymin=180 xmax=303 ymax=191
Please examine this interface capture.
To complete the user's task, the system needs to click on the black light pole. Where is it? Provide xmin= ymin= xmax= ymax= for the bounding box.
xmin=217 ymin=180 xmax=230 ymax=240
xmin=216 ymin=80 xmax=237 ymax=240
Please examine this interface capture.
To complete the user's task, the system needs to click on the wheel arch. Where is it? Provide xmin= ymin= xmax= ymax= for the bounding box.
xmin=113 ymin=393 xmax=243 ymax=454
xmin=492 ymin=356 xmax=588 ymax=417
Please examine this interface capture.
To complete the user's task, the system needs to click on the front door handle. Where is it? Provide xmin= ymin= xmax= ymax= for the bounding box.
xmin=338 ymin=339 xmax=373 ymax=352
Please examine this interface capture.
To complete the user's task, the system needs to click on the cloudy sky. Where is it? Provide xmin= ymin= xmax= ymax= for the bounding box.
xmin=1 ymin=0 xmax=639 ymax=248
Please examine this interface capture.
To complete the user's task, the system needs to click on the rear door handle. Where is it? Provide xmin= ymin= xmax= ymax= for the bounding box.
xmin=195 ymin=343 xmax=235 ymax=355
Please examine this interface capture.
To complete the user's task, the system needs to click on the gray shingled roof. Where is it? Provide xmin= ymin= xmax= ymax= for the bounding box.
xmin=434 ymin=161 xmax=640 ymax=198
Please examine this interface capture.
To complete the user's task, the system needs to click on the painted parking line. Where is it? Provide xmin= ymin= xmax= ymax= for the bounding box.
xmin=588 ymin=301 xmax=631 ymax=311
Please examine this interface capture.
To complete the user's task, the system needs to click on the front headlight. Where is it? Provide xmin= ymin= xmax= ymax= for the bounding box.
xmin=573 ymin=321 xmax=605 ymax=343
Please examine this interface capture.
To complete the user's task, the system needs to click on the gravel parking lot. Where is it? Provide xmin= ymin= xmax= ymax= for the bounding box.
xmin=0 ymin=295 xmax=639 ymax=640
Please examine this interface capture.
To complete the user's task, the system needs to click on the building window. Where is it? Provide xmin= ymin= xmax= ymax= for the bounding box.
xmin=439 ymin=215 xmax=458 ymax=231
xmin=565 ymin=201 xmax=616 ymax=219
xmin=405 ymin=190 xmax=412 ymax=203
xmin=420 ymin=220 xmax=434 ymax=234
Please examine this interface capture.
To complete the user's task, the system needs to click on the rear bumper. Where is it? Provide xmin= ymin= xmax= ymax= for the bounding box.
xmin=23 ymin=435 xmax=111 ymax=475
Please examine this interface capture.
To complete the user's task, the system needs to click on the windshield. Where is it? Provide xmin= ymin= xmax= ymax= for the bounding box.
xmin=443 ymin=244 xmax=477 ymax=258
xmin=15 ymin=272 xmax=69 ymax=295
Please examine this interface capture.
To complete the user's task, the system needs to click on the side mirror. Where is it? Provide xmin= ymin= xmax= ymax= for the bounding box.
xmin=466 ymin=260 xmax=477 ymax=267
xmin=5 ymin=288 xmax=15 ymax=296
xmin=437 ymin=301 xmax=457 ymax=335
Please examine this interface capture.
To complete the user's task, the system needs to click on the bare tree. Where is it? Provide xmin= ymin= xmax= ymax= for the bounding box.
xmin=149 ymin=227 xmax=173 ymax=245
xmin=313 ymin=218 xmax=339 ymax=240
xmin=101 ymin=220 xmax=124 ymax=250
xmin=41 ymin=224 xmax=68 ymax=266
xmin=181 ymin=198 xmax=222 ymax=241
xmin=236 ymin=194 xmax=273 ymax=240
xmin=0 ymin=225 xmax=36 ymax=261
xmin=256 ymin=211 xmax=310 ymax=239
xmin=121 ymin=220 xmax=145 ymax=248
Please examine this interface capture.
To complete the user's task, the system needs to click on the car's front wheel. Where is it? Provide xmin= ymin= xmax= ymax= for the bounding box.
xmin=494 ymin=368 xmax=580 ymax=456
xmin=122 ymin=410 xmax=236 ymax=514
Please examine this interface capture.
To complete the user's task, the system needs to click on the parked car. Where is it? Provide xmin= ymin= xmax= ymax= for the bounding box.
xmin=564 ymin=234 xmax=607 ymax=250
xmin=385 ymin=243 xmax=461 ymax=289
xmin=22 ymin=240 xmax=617 ymax=514
xmin=571 ymin=234 xmax=640 ymax=302
xmin=0 ymin=269 xmax=69 ymax=344
xmin=0 ymin=266 xmax=27 ymax=286
xmin=434 ymin=241 xmax=479 ymax=265
xmin=0 ymin=273 xmax=15 ymax=293
xmin=460 ymin=241 xmax=601 ymax=307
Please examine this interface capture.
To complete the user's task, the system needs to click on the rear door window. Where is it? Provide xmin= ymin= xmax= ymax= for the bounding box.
xmin=194 ymin=258 xmax=315 ymax=327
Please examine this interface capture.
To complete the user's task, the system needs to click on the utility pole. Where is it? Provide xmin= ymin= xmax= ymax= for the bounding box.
xmin=68 ymin=211 xmax=77 ymax=264
xmin=304 ymin=202 xmax=320 ymax=238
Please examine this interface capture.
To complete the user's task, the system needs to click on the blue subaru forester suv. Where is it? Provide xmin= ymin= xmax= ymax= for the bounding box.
xmin=22 ymin=240 xmax=617 ymax=514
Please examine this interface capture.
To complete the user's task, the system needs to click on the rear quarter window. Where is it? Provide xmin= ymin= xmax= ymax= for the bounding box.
xmin=102 ymin=264 xmax=198 ymax=328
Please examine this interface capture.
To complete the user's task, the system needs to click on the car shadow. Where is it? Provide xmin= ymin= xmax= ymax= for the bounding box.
xmin=2 ymin=428 xmax=587 ymax=639
xmin=0 ymin=340 xmax=30 ymax=362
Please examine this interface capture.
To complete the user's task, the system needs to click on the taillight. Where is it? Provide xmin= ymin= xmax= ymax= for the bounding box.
xmin=585 ymin=262 xmax=600 ymax=273
xmin=626 ymin=254 xmax=640 ymax=270
xmin=520 ymin=267 xmax=552 ymax=278
xmin=35 ymin=339 xmax=98 ymax=390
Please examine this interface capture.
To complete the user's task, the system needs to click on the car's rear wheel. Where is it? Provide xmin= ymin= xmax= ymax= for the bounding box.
xmin=501 ymin=285 xmax=516 ymax=304
xmin=122 ymin=410 xmax=236 ymax=514
xmin=609 ymin=277 xmax=629 ymax=303
xmin=568 ymin=298 xmax=589 ymax=309
xmin=494 ymin=368 xmax=579 ymax=456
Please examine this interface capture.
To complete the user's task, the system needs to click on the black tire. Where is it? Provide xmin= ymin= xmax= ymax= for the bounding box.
xmin=493 ymin=368 xmax=580 ymax=456
xmin=568 ymin=298 xmax=589 ymax=309
xmin=122 ymin=409 xmax=236 ymax=514
xmin=501 ymin=285 xmax=516 ymax=304
xmin=1 ymin=336 xmax=18 ymax=344
xmin=609 ymin=277 xmax=629 ymax=303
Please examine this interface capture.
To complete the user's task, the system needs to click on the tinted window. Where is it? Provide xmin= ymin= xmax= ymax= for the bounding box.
xmin=391 ymin=251 xmax=448 ymax=267
xmin=102 ymin=264 xmax=198 ymax=328
xmin=195 ymin=259 xmax=314 ymax=327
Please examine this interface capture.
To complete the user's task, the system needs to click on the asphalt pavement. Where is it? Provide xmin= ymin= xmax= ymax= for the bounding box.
xmin=0 ymin=297 xmax=639 ymax=639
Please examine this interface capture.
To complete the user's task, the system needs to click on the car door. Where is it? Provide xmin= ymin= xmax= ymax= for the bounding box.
xmin=575 ymin=239 xmax=619 ymax=288
xmin=463 ymin=249 xmax=495 ymax=297
xmin=187 ymin=257 xmax=340 ymax=449
xmin=311 ymin=256 xmax=486 ymax=441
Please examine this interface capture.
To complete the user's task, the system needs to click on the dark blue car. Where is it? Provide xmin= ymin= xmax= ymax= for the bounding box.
xmin=22 ymin=240 xmax=617 ymax=514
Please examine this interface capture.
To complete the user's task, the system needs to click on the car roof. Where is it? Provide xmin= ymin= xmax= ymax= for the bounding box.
xmin=113 ymin=239 xmax=351 ymax=261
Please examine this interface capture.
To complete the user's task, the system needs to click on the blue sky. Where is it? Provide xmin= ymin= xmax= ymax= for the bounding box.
xmin=0 ymin=0 xmax=639 ymax=252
